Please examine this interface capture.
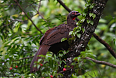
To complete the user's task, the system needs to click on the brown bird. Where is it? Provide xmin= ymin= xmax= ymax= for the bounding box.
xmin=30 ymin=11 xmax=80 ymax=73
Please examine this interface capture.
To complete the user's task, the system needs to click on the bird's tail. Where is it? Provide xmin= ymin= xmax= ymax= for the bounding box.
xmin=30 ymin=45 xmax=50 ymax=73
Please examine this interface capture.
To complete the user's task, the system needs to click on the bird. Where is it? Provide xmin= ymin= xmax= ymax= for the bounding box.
xmin=30 ymin=11 xmax=80 ymax=73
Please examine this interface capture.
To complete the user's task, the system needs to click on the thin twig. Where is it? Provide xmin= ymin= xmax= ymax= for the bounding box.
xmin=37 ymin=0 xmax=47 ymax=22
xmin=58 ymin=67 xmax=73 ymax=74
xmin=14 ymin=0 xmax=43 ymax=34
xmin=13 ymin=56 xmax=34 ymax=61
xmin=85 ymin=57 xmax=116 ymax=68
xmin=24 ymin=1 xmax=41 ymax=10
xmin=1 ymin=56 xmax=34 ymax=64
xmin=1 ymin=21 xmax=14 ymax=27
xmin=38 ymin=0 xmax=42 ymax=12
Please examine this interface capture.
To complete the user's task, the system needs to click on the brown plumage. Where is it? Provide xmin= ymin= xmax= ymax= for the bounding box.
xmin=30 ymin=11 xmax=80 ymax=73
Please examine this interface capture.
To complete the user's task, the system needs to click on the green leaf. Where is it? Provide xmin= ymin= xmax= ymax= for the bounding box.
xmin=99 ymin=18 xmax=107 ymax=23
xmin=87 ymin=19 xmax=94 ymax=25
xmin=98 ymin=24 xmax=107 ymax=30
xmin=87 ymin=19 xmax=91 ymax=24
xmin=61 ymin=38 xmax=67 ymax=42
xmin=72 ymin=74 xmax=78 ymax=78
xmin=69 ymin=31 xmax=73 ymax=36
xmin=89 ymin=13 xmax=96 ymax=19
xmin=90 ymin=21 xmax=94 ymax=25
xmin=89 ymin=4 xmax=94 ymax=9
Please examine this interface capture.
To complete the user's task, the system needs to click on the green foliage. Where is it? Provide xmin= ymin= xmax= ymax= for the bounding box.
xmin=33 ymin=54 xmax=60 ymax=77
xmin=0 ymin=0 xmax=116 ymax=77
xmin=89 ymin=13 xmax=96 ymax=19
xmin=61 ymin=38 xmax=67 ymax=42
xmin=69 ymin=26 xmax=81 ymax=38
xmin=87 ymin=19 xmax=94 ymax=25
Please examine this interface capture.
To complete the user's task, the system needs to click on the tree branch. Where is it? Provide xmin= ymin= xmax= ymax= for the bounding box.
xmin=13 ymin=56 xmax=34 ymax=61
xmin=57 ymin=0 xmax=71 ymax=12
xmin=58 ymin=0 xmax=110 ymax=76
xmin=85 ymin=57 xmax=116 ymax=68
xmin=37 ymin=0 xmax=47 ymax=22
xmin=73 ymin=0 xmax=108 ymax=55
xmin=58 ymin=56 xmax=116 ymax=75
xmin=93 ymin=33 xmax=116 ymax=58
xmin=14 ymin=0 xmax=43 ymax=34
xmin=57 ymin=0 xmax=116 ymax=59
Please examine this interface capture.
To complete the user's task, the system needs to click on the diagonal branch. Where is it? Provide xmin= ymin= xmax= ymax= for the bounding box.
xmin=93 ymin=33 xmax=116 ymax=58
xmin=57 ymin=0 xmax=71 ymax=12
xmin=57 ymin=0 xmax=116 ymax=59
xmin=85 ymin=57 xmax=116 ymax=68
xmin=14 ymin=0 xmax=43 ymax=34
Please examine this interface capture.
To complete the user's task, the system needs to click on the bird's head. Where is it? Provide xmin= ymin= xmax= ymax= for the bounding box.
xmin=69 ymin=11 xmax=81 ymax=20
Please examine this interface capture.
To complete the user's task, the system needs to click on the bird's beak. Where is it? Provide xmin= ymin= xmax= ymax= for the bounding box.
xmin=76 ymin=13 xmax=81 ymax=16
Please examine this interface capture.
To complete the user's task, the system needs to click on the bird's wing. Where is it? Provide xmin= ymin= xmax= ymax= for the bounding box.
xmin=41 ymin=24 xmax=72 ymax=45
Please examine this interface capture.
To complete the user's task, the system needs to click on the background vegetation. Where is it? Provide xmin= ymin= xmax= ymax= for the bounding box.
xmin=0 ymin=0 xmax=116 ymax=77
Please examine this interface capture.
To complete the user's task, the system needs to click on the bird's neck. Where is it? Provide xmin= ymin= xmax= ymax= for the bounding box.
xmin=67 ymin=16 xmax=77 ymax=29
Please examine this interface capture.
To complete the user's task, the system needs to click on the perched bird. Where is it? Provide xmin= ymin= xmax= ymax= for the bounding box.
xmin=30 ymin=11 xmax=80 ymax=73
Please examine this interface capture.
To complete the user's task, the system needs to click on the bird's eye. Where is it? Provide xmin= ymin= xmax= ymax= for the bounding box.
xmin=72 ymin=12 xmax=75 ymax=15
